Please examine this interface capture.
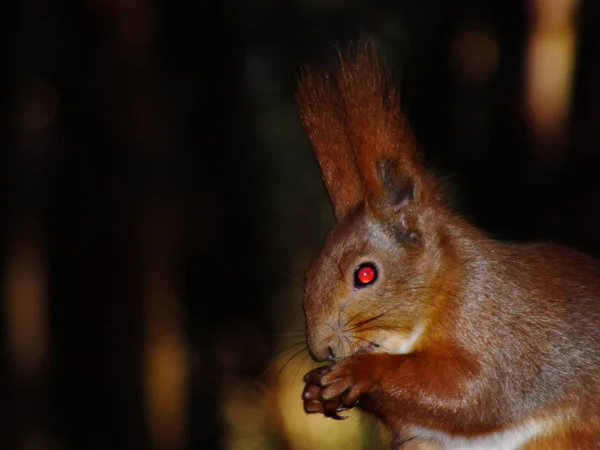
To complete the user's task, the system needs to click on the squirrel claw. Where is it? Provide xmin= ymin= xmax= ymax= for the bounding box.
xmin=324 ymin=404 xmax=349 ymax=420
xmin=329 ymin=411 xmax=349 ymax=420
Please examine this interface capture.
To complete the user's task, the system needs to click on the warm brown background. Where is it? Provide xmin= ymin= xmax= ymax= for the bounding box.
xmin=4 ymin=1 xmax=600 ymax=449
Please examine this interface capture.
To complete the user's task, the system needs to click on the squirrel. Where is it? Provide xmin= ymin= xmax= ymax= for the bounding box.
xmin=295 ymin=40 xmax=600 ymax=449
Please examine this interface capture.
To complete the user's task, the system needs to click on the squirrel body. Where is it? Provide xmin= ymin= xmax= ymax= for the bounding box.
xmin=297 ymin=41 xmax=600 ymax=449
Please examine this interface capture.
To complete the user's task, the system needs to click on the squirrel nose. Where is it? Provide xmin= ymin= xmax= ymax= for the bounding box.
xmin=306 ymin=328 xmax=335 ymax=362
xmin=307 ymin=340 xmax=330 ymax=362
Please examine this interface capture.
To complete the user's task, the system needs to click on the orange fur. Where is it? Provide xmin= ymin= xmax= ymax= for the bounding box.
xmin=296 ymin=61 xmax=364 ymax=219
xmin=298 ymin=40 xmax=600 ymax=448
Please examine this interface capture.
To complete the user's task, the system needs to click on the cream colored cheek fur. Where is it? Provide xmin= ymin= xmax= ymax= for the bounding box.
xmin=373 ymin=321 xmax=426 ymax=355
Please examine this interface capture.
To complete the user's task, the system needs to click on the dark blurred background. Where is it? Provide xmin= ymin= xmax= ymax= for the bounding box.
xmin=4 ymin=0 xmax=600 ymax=449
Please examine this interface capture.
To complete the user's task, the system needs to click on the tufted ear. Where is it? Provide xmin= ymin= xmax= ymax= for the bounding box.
xmin=333 ymin=40 xmax=439 ymax=240
xmin=296 ymin=65 xmax=364 ymax=221
xmin=297 ymin=39 xmax=440 ymax=230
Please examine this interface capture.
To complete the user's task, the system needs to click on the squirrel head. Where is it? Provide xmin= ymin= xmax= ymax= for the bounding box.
xmin=297 ymin=41 xmax=455 ymax=362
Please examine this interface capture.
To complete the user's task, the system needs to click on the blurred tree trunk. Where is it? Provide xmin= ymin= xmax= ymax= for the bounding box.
xmin=48 ymin=2 xmax=147 ymax=449
xmin=5 ymin=0 xmax=60 ymax=448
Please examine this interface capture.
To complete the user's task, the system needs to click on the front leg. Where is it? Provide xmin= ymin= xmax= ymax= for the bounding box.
xmin=302 ymin=354 xmax=441 ymax=449
xmin=302 ymin=351 xmax=500 ymax=436
xmin=302 ymin=359 xmax=379 ymax=420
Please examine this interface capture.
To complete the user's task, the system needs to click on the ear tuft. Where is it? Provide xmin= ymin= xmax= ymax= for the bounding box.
xmin=296 ymin=38 xmax=440 ymax=225
xmin=333 ymin=40 xmax=436 ymax=209
xmin=296 ymin=58 xmax=364 ymax=221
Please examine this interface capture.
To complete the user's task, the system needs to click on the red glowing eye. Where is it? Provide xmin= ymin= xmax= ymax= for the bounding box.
xmin=358 ymin=266 xmax=375 ymax=283
xmin=354 ymin=263 xmax=378 ymax=288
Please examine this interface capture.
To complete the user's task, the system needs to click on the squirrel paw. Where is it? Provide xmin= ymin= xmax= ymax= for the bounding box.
xmin=302 ymin=359 xmax=375 ymax=420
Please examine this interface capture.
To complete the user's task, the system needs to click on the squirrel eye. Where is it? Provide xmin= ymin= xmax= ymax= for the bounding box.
xmin=354 ymin=263 xmax=378 ymax=288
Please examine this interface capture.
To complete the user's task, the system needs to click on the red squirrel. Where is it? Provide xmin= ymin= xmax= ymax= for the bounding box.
xmin=296 ymin=40 xmax=600 ymax=449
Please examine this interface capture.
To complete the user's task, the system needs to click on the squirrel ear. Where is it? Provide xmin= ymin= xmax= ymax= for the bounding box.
xmin=378 ymin=158 xmax=414 ymax=209
xmin=375 ymin=158 xmax=421 ymax=243
xmin=296 ymin=66 xmax=364 ymax=221
xmin=297 ymin=39 xmax=437 ymax=224
xmin=333 ymin=40 xmax=436 ymax=235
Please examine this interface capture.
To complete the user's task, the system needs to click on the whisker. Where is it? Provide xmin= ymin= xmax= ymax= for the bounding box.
xmin=347 ymin=311 xmax=387 ymax=331
xmin=343 ymin=335 xmax=358 ymax=355
xmin=352 ymin=335 xmax=378 ymax=346
xmin=345 ymin=335 xmax=367 ymax=354
xmin=272 ymin=332 xmax=306 ymax=337
xmin=291 ymin=351 xmax=312 ymax=386
xmin=344 ymin=310 xmax=362 ymax=329
xmin=347 ymin=304 xmax=398 ymax=330
xmin=273 ymin=341 xmax=307 ymax=352
xmin=278 ymin=345 xmax=310 ymax=376
xmin=352 ymin=334 xmax=397 ymax=353
xmin=349 ymin=314 xmax=381 ymax=331
xmin=351 ymin=324 xmax=396 ymax=334
xmin=354 ymin=335 xmax=384 ymax=352
xmin=253 ymin=266 xmax=304 ymax=287
xmin=285 ymin=352 xmax=315 ymax=416
xmin=261 ymin=342 xmax=308 ymax=378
